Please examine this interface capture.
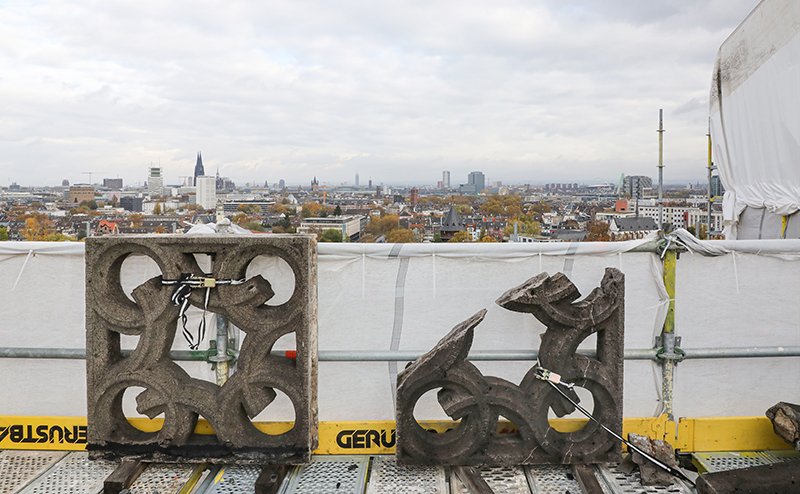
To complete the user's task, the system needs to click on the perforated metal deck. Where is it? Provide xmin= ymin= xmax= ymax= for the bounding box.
xmin=283 ymin=455 xmax=369 ymax=494
xmin=690 ymin=449 xmax=800 ymax=475
xmin=525 ymin=465 xmax=584 ymax=494
xmin=16 ymin=452 xmax=117 ymax=494
xmin=205 ymin=465 xmax=262 ymax=494
xmin=366 ymin=456 xmax=447 ymax=494
xmin=595 ymin=463 xmax=692 ymax=494
xmin=451 ymin=466 xmax=531 ymax=493
xmin=127 ymin=463 xmax=200 ymax=493
xmin=0 ymin=451 xmax=66 ymax=494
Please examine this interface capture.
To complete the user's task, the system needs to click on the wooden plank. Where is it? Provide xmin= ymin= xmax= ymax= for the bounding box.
xmin=103 ymin=459 xmax=146 ymax=494
xmin=572 ymin=465 xmax=605 ymax=494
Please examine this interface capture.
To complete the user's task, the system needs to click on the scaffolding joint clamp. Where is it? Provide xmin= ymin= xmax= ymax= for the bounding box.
xmin=655 ymin=334 xmax=685 ymax=362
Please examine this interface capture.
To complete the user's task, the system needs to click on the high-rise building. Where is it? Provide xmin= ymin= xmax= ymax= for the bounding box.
xmin=623 ymin=175 xmax=653 ymax=199
xmin=196 ymin=176 xmax=217 ymax=210
xmin=103 ymin=178 xmax=123 ymax=189
xmin=467 ymin=171 xmax=485 ymax=194
xmin=355 ymin=173 xmax=360 ymax=187
xmin=279 ymin=179 xmax=286 ymax=190
xmin=710 ymin=175 xmax=725 ymax=198
xmin=442 ymin=171 xmax=451 ymax=189
xmin=193 ymin=152 xmax=204 ymax=186
xmin=148 ymin=167 xmax=164 ymax=197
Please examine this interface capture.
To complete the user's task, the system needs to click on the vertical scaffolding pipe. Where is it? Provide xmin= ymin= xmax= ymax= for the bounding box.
xmin=215 ymin=314 xmax=230 ymax=385
xmin=661 ymin=249 xmax=678 ymax=420
xmin=707 ymin=119 xmax=713 ymax=238
xmin=657 ymin=109 xmax=665 ymax=228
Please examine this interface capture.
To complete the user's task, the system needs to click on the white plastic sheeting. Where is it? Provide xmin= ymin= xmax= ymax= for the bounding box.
xmin=710 ymin=0 xmax=800 ymax=238
xmin=0 ymin=238 xmax=798 ymax=421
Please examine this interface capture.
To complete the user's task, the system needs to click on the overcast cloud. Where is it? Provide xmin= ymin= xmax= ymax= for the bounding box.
xmin=0 ymin=0 xmax=758 ymax=187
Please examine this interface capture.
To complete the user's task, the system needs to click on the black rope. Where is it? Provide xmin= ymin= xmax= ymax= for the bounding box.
xmin=534 ymin=363 xmax=696 ymax=487
xmin=163 ymin=274 xmax=244 ymax=350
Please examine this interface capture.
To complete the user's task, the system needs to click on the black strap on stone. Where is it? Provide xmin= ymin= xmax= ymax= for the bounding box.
xmin=162 ymin=274 xmax=245 ymax=350
xmin=536 ymin=362 xmax=696 ymax=487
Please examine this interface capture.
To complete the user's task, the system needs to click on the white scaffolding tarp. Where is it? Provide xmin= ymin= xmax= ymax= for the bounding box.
xmin=0 ymin=239 xmax=798 ymax=421
xmin=710 ymin=0 xmax=800 ymax=239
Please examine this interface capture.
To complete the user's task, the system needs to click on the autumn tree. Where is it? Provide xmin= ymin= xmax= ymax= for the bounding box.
xmin=586 ymin=221 xmax=611 ymax=241
xmin=153 ymin=202 xmax=162 ymax=215
xmin=448 ymin=231 xmax=470 ymax=243
xmin=386 ymin=228 xmax=415 ymax=243
xmin=319 ymin=229 xmax=343 ymax=242
xmin=301 ymin=202 xmax=323 ymax=218
xmin=238 ymin=204 xmax=262 ymax=215
xmin=129 ymin=213 xmax=144 ymax=228
xmin=366 ymin=214 xmax=400 ymax=236
xmin=0 ymin=226 xmax=7 ymax=241
xmin=504 ymin=218 xmax=541 ymax=237
xmin=20 ymin=214 xmax=55 ymax=240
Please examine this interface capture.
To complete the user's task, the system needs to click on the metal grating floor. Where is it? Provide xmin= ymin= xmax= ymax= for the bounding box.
xmin=692 ymin=449 xmax=800 ymax=473
xmin=451 ymin=466 xmax=532 ymax=494
xmin=282 ymin=455 xmax=369 ymax=494
xmin=595 ymin=463 xmax=692 ymax=494
xmin=525 ymin=465 xmax=583 ymax=494
xmin=366 ymin=456 xmax=447 ymax=494
xmin=13 ymin=451 xmax=778 ymax=493
xmin=127 ymin=463 xmax=200 ymax=494
xmin=16 ymin=452 xmax=117 ymax=494
xmin=205 ymin=465 xmax=263 ymax=494
xmin=0 ymin=451 xmax=66 ymax=494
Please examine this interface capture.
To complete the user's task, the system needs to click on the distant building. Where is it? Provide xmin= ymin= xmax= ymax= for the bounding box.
xmin=193 ymin=152 xmax=204 ymax=186
xmin=355 ymin=173 xmax=360 ymax=187
xmin=298 ymin=215 xmax=365 ymax=242
xmin=409 ymin=187 xmax=419 ymax=205
xmin=67 ymin=185 xmax=95 ymax=205
xmin=148 ymin=167 xmax=164 ymax=197
xmin=710 ymin=175 xmax=725 ymax=198
xmin=62 ymin=179 xmax=69 ymax=186
xmin=96 ymin=220 xmax=119 ymax=235
xmin=442 ymin=171 xmax=451 ymax=189
xmin=609 ymin=216 xmax=658 ymax=240
xmin=196 ymin=176 xmax=217 ymax=210
xmin=468 ymin=171 xmax=485 ymax=193
xmin=623 ymin=175 xmax=653 ymax=199
xmin=637 ymin=205 xmax=692 ymax=230
xmin=311 ymin=176 xmax=319 ymax=192
xmin=279 ymin=179 xmax=286 ymax=190
xmin=440 ymin=205 xmax=465 ymax=241
xmin=103 ymin=178 xmax=123 ymax=189
xmin=120 ymin=196 xmax=143 ymax=212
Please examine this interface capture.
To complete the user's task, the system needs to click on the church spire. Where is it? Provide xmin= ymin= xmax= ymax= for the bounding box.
xmin=193 ymin=151 xmax=204 ymax=186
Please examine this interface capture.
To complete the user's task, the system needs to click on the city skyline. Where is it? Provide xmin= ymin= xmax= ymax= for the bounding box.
xmin=0 ymin=1 xmax=758 ymax=187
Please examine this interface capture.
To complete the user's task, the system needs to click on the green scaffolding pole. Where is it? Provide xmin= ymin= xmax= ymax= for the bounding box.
xmin=661 ymin=249 xmax=678 ymax=420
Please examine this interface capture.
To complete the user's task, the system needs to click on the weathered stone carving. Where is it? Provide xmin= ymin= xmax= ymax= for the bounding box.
xmin=396 ymin=268 xmax=624 ymax=465
xmin=85 ymin=235 xmax=317 ymax=463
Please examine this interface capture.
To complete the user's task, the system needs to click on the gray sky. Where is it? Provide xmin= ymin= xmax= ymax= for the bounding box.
xmin=0 ymin=0 xmax=758 ymax=187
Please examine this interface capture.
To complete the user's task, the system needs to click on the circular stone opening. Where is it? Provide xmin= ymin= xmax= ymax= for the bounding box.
xmin=119 ymin=254 xmax=162 ymax=302
xmin=122 ymin=386 xmax=165 ymax=433
xmin=245 ymin=255 xmax=296 ymax=306
xmin=547 ymin=385 xmax=595 ymax=433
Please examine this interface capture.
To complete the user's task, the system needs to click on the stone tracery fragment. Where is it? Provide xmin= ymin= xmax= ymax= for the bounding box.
xmin=396 ymin=268 xmax=624 ymax=465
xmin=85 ymin=235 xmax=317 ymax=464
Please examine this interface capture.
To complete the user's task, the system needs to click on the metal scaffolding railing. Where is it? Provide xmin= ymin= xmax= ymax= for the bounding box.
xmin=0 ymin=346 xmax=798 ymax=361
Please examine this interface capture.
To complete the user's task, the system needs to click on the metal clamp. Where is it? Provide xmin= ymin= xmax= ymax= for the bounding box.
xmin=206 ymin=341 xmax=236 ymax=363
xmin=655 ymin=334 xmax=686 ymax=362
